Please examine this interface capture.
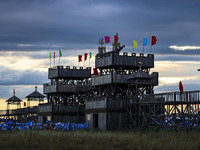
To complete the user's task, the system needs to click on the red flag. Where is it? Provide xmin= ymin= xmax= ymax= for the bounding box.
xmin=179 ymin=81 xmax=183 ymax=94
xmin=114 ymin=35 xmax=118 ymax=43
xmin=93 ymin=68 xmax=99 ymax=75
xmin=105 ymin=36 xmax=110 ymax=44
xmin=84 ymin=53 xmax=88 ymax=61
xmin=24 ymin=102 xmax=26 ymax=107
xmin=151 ymin=36 xmax=157 ymax=45
xmin=78 ymin=55 xmax=82 ymax=62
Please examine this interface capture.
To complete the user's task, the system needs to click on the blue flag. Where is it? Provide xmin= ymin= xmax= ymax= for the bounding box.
xmin=98 ymin=38 xmax=101 ymax=46
xmin=143 ymin=38 xmax=147 ymax=46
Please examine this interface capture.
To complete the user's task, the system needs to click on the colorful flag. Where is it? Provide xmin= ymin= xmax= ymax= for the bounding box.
xmin=89 ymin=52 xmax=92 ymax=59
xmin=133 ymin=40 xmax=138 ymax=48
xmin=151 ymin=36 xmax=157 ymax=45
xmin=93 ymin=68 xmax=99 ymax=75
xmin=114 ymin=35 xmax=118 ymax=43
xmin=53 ymin=52 xmax=55 ymax=58
xmin=59 ymin=50 xmax=62 ymax=57
xmin=105 ymin=36 xmax=110 ymax=44
xmin=50 ymin=52 xmax=51 ymax=59
xmin=179 ymin=81 xmax=183 ymax=94
xmin=78 ymin=55 xmax=82 ymax=62
xmin=84 ymin=53 xmax=88 ymax=61
xmin=98 ymin=38 xmax=101 ymax=46
xmin=143 ymin=38 xmax=147 ymax=46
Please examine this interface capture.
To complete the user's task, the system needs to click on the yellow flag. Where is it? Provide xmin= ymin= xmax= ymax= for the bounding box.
xmin=133 ymin=40 xmax=138 ymax=48
xmin=50 ymin=52 xmax=51 ymax=59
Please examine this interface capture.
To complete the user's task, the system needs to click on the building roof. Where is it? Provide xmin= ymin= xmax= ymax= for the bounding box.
xmin=25 ymin=86 xmax=45 ymax=99
xmin=6 ymin=89 xmax=22 ymax=102
xmin=128 ymin=68 xmax=153 ymax=80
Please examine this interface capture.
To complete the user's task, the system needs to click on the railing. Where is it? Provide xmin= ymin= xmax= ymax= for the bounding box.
xmin=53 ymin=105 xmax=79 ymax=112
xmin=38 ymin=103 xmax=84 ymax=114
xmin=77 ymin=80 xmax=92 ymax=91
xmin=48 ymin=66 xmax=91 ymax=79
xmin=0 ymin=106 xmax=38 ymax=116
xmin=154 ymin=90 xmax=200 ymax=103
xmin=95 ymin=52 xmax=154 ymax=69
xmin=126 ymin=95 xmax=164 ymax=104
xmin=43 ymin=84 xmax=77 ymax=93
xmin=38 ymin=103 xmax=52 ymax=113
xmin=92 ymin=72 xmax=158 ymax=86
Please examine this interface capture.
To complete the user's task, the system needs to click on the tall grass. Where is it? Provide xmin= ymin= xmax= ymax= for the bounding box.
xmin=0 ymin=129 xmax=200 ymax=150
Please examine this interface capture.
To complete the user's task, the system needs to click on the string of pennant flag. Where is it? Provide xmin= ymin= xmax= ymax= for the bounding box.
xmin=99 ymin=35 xmax=157 ymax=47
xmin=98 ymin=35 xmax=157 ymax=52
xmin=49 ymin=50 xmax=62 ymax=67
xmin=49 ymin=50 xmax=99 ymax=75
xmin=49 ymin=36 xmax=157 ymax=60
xmin=78 ymin=52 xmax=92 ymax=62
xmin=48 ymin=34 xmax=157 ymax=75
xmin=78 ymin=53 xmax=99 ymax=75
xmin=49 ymin=50 xmax=62 ymax=59
xmin=78 ymin=52 xmax=99 ymax=75
xmin=133 ymin=36 xmax=157 ymax=48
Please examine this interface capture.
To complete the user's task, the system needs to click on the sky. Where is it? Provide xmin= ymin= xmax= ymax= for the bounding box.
xmin=0 ymin=0 xmax=200 ymax=109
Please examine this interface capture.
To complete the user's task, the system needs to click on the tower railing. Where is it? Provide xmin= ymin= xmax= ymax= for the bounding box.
xmin=154 ymin=90 xmax=200 ymax=103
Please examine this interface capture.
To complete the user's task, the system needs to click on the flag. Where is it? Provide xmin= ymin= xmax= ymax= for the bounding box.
xmin=143 ymin=38 xmax=147 ymax=46
xmin=179 ymin=81 xmax=183 ymax=94
xmin=24 ymin=102 xmax=26 ymax=107
xmin=89 ymin=52 xmax=92 ymax=59
xmin=93 ymin=68 xmax=99 ymax=75
xmin=53 ymin=52 xmax=55 ymax=58
xmin=114 ymin=35 xmax=118 ymax=43
xmin=105 ymin=36 xmax=110 ymax=44
xmin=50 ymin=52 xmax=51 ymax=59
xmin=59 ymin=50 xmax=62 ymax=57
xmin=133 ymin=40 xmax=138 ymax=48
xmin=151 ymin=36 xmax=157 ymax=45
xmin=84 ymin=53 xmax=88 ymax=61
xmin=98 ymin=38 xmax=101 ymax=46
xmin=78 ymin=55 xmax=82 ymax=62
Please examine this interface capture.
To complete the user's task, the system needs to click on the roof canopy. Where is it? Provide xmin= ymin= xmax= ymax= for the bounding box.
xmin=6 ymin=89 xmax=22 ymax=103
xmin=25 ymin=86 xmax=45 ymax=100
xmin=128 ymin=69 xmax=153 ymax=80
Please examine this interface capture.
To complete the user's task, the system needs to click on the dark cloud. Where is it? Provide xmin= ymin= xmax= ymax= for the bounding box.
xmin=0 ymin=66 xmax=48 ymax=85
xmin=0 ymin=0 xmax=199 ymax=54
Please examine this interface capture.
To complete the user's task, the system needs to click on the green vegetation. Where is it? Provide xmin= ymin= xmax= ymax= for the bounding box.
xmin=0 ymin=129 xmax=200 ymax=150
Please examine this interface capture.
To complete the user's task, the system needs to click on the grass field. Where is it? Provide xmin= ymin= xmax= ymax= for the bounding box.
xmin=0 ymin=129 xmax=200 ymax=150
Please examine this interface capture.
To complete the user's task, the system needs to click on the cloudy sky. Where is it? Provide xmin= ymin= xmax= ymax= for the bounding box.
xmin=0 ymin=0 xmax=200 ymax=108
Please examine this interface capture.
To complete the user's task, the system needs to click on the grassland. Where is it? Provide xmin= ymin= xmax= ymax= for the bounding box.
xmin=0 ymin=129 xmax=200 ymax=150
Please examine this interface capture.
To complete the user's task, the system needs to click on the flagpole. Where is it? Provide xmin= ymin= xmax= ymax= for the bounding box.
xmin=54 ymin=52 xmax=55 ymax=67
xmin=143 ymin=46 xmax=144 ymax=54
xmin=49 ymin=52 xmax=51 ymax=68
xmin=59 ymin=55 xmax=60 ymax=66
xmin=78 ymin=57 xmax=79 ymax=68
xmin=58 ymin=50 xmax=60 ymax=66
